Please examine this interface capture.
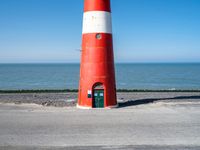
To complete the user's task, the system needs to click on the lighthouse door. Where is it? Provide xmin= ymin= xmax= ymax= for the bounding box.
xmin=93 ymin=89 xmax=104 ymax=108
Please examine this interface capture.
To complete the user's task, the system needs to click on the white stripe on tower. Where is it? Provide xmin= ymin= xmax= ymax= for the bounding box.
xmin=82 ymin=11 xmax=112 ymax=34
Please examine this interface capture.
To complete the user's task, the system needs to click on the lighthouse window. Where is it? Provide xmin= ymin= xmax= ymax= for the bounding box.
xmin=96 ymin=33 xmax=101 ymax=40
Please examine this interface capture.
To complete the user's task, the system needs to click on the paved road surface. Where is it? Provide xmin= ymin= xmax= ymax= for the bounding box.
xmin=0 ymin=100 xmax=200 ymax=150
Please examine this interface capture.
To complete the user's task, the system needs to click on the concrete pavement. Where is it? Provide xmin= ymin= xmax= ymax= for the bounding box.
xmin=0 ymin=100 xmax=200 ymax=149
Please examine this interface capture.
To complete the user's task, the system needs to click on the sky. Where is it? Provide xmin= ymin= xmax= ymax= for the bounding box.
xmin=0 ymin=0 xmax=200 ymax=63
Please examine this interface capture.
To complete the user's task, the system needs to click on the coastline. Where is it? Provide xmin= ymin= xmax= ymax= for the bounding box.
xmin=0 ymin=91 xmax=199 ymax=107
xmin=1 ymin=89 xmax=200 ymax=94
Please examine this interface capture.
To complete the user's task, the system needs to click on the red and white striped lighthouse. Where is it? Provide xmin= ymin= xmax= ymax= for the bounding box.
xmin=78 ymin=0 xmax=117 ymax=108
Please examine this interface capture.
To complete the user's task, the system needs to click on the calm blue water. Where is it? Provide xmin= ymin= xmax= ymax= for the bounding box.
xmin=0 ymin=63 xmax=200 ymax=90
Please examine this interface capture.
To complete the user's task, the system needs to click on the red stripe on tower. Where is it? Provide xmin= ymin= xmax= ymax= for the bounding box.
xmin=78 ymin=0 xmax=117 ymax=109
xmin=84 ymin=0 xmax=111 ymax=12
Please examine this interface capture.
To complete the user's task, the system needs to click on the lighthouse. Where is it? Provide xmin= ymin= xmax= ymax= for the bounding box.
xmin=78 ymin=0 xmax=117 ymax=108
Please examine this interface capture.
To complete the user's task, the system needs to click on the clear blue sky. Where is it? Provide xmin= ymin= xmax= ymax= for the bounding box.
xmin=0 ymin=0 xmax=200 ymax=63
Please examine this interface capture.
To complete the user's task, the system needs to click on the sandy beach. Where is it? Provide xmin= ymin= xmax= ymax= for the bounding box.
xmin=0 ymin=92 xmax=200 ymax=149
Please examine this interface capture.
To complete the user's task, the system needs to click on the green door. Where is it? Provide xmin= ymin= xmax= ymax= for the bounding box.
xmin=93 ymin=90 xmax=104 ymax=108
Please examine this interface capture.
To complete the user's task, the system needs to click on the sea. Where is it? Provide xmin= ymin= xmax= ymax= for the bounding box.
xmin=0 ymin=63 xmax=200 ymax=90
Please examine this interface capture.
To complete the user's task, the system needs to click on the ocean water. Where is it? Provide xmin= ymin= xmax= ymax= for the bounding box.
xmin=0 ymin=63 xmax=200 ymax=90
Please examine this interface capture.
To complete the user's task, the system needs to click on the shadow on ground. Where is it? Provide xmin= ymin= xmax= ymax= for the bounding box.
xmin=118 ymin=95 xmax=200 ymax=108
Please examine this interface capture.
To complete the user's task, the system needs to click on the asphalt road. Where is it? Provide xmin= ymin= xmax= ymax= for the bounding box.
xmin=0 ymin=100 xmax=200 ymax=150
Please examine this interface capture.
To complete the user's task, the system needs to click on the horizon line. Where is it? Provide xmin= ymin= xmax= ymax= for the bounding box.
xmin=0 ymin=62 xmax=200 ymax=64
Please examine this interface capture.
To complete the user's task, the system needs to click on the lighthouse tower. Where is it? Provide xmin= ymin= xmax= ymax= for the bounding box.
xmin=78 ymin=0 xmax=117 ymax=108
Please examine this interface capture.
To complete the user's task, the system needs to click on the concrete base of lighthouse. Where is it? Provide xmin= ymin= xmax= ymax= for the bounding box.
xmin=77 ymin=104 xmax=118 ymax=109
